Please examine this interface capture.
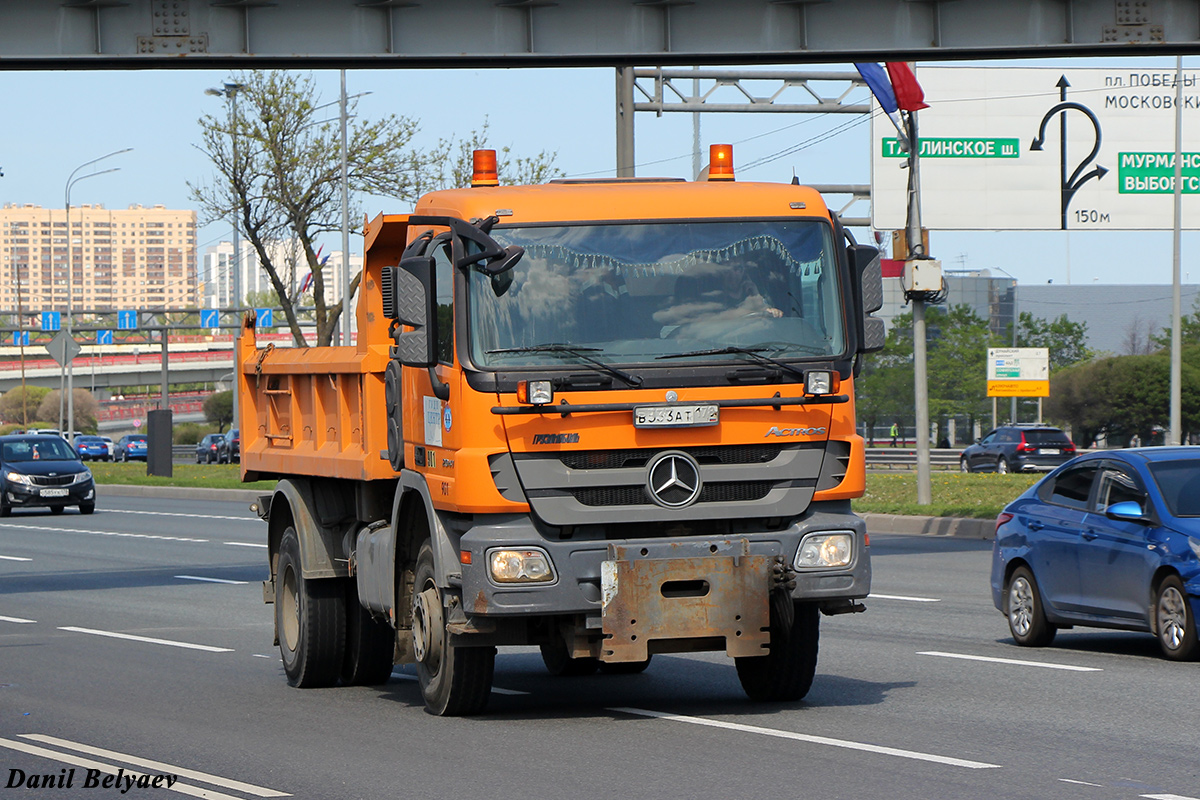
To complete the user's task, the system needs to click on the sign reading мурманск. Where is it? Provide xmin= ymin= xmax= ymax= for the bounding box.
xmin=1118 ymin=152 xmax=1200 ymax=193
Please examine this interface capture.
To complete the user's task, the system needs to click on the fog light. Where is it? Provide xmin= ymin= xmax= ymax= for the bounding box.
xmin=489 ymin=548 xmax=555 ymax=583
xmin=795 ymin=532 xmax=853 ymax=569
xmin=805 ymin=370 xmax=836 ymax=395
xmin=517 ymin=380 xmax=553 ymax=405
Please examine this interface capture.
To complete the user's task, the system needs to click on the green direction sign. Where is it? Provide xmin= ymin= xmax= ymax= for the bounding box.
xmin=1118 ymin=152 xmax=1200 ymax=193
xmin=994 ymin=367 xmax=1022 ymax=378
xmin=883 ymin=138 xmax=1021 ymax=159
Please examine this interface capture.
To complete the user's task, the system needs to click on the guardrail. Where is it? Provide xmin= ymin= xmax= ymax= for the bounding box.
xmin=866 ymin=447 xmax=963 ymax=470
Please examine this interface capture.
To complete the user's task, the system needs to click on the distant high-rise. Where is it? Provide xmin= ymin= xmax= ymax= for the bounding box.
xmin=0 ymin=203 xmax=198 ymax=312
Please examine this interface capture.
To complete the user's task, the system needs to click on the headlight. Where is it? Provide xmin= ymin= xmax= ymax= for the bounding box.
xmin=489 ymin=548 xmax=556 ymax=583
xmin=795 ymin=532 xmax=854 ymax=569
xmin=5 ymin=471 xmax=32 ymax=486
xmin=73 ymin=469 xmax=92 ymax=484
xmin=1190 ymin=538 xmax=1200 ymax=560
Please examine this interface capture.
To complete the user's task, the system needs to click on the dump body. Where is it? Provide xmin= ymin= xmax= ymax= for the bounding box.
xmin=246 ymin=171 xmax=884 ymax=714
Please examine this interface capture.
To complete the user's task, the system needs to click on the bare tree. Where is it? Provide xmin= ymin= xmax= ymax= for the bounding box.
xmin=1121 ymin=315 xmax=1158 ymax=356
xmin=192 ymin=73 xmax=559 ymax=348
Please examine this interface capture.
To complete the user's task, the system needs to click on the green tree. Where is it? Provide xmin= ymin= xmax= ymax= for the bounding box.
xmin=36 ymin=389 xmax=99 ymax=433
xmin=0 ymin=385 xmax=51 ymax=426
xmin=1016 ymin=312 xmax=1093 ymax=371
xmin=1150 ymin=295 xmax=1200 ymax=349
xmin=204 ymin=390 xmax=234 ymax=432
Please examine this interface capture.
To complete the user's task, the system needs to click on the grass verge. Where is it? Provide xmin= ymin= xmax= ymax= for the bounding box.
xmin=89 ymin=462 xmax=275 ymax=491
xmin=852 ymin=472 xmax=1041 ymax=519
xmin=88 ymin=462 xmax=1042 ymax=519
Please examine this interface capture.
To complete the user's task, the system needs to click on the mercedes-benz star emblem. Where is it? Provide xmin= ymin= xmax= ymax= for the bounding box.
xmin=646 ymin=451 xmax=702 ymax=508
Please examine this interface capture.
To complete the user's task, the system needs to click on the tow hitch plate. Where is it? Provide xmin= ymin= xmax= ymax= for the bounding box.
xmin=600 ymin=540 xmax=771 ymax=662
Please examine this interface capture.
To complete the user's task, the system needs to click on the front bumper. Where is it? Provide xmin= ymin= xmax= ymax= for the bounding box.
xmin=4 ymin=479 xmax=95 ymax=508
xmin=458 ymin=507 xmax=870 ymax=620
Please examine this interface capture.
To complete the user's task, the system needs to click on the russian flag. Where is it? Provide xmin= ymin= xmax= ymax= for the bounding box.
xmin=886 ymin=62 xmax=929 ymax=112
xmin=300 ymin=271 xmax=314 ymax=293
xmin=855 ymin=62 xmax=928 ymax=152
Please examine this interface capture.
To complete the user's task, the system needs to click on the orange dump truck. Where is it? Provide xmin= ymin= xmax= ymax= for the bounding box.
xmin=241 ymin=147 xmax=885 ymax=715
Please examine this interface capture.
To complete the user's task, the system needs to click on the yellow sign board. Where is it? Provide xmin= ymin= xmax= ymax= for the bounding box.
xmin=988 ymin=380 xmax=1050 ymax=397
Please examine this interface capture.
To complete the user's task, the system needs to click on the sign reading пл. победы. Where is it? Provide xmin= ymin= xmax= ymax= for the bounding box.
xmin=988 ymin=347 xmax=1049 ymax=398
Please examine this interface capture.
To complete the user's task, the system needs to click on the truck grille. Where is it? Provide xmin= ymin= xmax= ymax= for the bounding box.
xmin=571 ymin=480 xmax=776 ymax=507
xmin=559 ymin=444 xmax=781 ymax=471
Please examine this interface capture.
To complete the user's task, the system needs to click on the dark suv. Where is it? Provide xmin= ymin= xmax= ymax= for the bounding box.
xmin=960 ymin=425 xmax=1077 ymax=473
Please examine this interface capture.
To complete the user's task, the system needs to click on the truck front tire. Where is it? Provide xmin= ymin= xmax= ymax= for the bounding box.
xmin=412 ymin=541 xmax=494 ymax=715
xmin=734 ymin=600 xmax=819 ymax=702
xmin=276 ymin=526 xmax=346 ymax=688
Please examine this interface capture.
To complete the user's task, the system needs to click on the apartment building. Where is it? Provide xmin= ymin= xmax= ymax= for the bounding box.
xmin=0 ymin=203 xmax=198 ymax=313
xmin=202 ymin=239 xmax=358 ymax=311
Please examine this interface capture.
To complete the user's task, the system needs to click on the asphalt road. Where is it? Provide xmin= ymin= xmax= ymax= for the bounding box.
xmin=2 ymin=496 xmax=1198 ymax=800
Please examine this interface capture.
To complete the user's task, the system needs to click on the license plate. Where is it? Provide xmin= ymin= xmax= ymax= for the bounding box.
xmin=633 ymin=404 xmax=719 ymax=428
xmin=1040 ymin=448 xmax=1060 ymax=455
xmin=40 ymin=488 xmax=69 ymax=498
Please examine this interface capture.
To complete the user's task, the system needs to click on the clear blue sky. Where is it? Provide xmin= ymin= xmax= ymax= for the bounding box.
xmin=2 ymin=57 xmax=1197 ymax=288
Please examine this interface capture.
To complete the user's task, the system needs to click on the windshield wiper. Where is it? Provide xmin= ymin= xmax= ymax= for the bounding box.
xmin=486 ymin=344 xmax=643 ymax=387
xmin=656 ymin=346 xmax=811 ymax=381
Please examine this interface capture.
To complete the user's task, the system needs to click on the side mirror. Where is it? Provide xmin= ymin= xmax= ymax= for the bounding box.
xmin=382 ymin=256 xmax=437 ymax=367
xmin=1105 ymin=500 xmax=1150 ymax=524
xmin=848 ymin=244 xmax=884 ymax=353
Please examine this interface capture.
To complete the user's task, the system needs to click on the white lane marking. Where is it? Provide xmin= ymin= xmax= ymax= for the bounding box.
xmin=175 ymin=575 xmax=249 ymax=585
xmin=58 ymin=627 xmax=233 ymax=653
xmin=491 ymin=686 xmax=531 ymax=696
xmin=105 ymin=509 xmax=255 ymax=522
xmin=1060 ymin=778 xmax=1104 ymax=787
xmin=610 ymin=707 xmax=1001 ymax=770
xmin=0 ymin=615 xmax=36 ymax=624
xmin=1142 ymin=795 xmax=1200 ymax=800
xmin=0 ymin=522 xmax=207 ymax=543
xmin=0 ymin=554 xmax=33 ymax=561
xmin=21 ymin=734 xmax=290 ymax=798
xmin=919 ymin=651 xmax=1102 ymax=672
xmin=252 ymin=654 xmax=273 ymax=658
xmin=0 ymin=736 xmax=248 ymax=800
xmin=871 ymin=593 xmax=941 ymax=602
xmin=225 ymin=541 xmax=267 ymax=549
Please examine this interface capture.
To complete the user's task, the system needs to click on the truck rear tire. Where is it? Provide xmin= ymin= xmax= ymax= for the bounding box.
xmin=412 ymin=541 xmax=494 ymax=715
xmin=341 ymin=584 xmax=396 ymax=686
xmin=276 ymin=526 xmax=346 ymax=688
xmin=735 ymin=600 xmax=819 ymax=702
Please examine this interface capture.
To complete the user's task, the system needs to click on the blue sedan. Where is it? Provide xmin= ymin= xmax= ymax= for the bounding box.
xmin=992 ymin=448 xmax=1200 ymax=660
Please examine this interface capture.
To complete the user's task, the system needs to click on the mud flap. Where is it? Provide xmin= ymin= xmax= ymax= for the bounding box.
xmin=600 ymin=539 xmax=771 ymax=662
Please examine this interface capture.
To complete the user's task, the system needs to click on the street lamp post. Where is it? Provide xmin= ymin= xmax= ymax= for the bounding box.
xmin=206 ymin=81 xmax=246 ymax=432
xmin=64 ymin=148 xmax=132 ymax=442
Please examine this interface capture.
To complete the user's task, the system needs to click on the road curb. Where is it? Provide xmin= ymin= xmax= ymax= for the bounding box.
xmin=861 ymin=512 xmax=995 ymax=540
xmin=99 ymin=484 xmax=264 ymax=503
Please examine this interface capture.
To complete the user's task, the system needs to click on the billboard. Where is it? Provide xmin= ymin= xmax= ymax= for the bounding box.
xmin=872 ymin=67 xmax=1200 ymax=231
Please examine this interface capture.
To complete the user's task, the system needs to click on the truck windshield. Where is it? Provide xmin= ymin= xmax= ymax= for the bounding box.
xmin=468 ymin=220 xmax=845 ymax=368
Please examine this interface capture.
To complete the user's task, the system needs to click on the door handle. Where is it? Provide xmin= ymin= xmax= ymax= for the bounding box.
xmin=1082 ymin=529 xmax=1099 ymax=540
xmin=1027 ymin=520 xmax=1043 ymax=531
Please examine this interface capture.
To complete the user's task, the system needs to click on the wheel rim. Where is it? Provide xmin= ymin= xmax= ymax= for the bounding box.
xmin=998 ymin=459 xmax=1008 ymax=474
xmin=1158 ymin=585 xmax=1188 ymax=651
xmin=280 ymin=564 xmax=300 ymax=652
xmin=960 ymin=458 xmax=969 ymax=472
xmin=411 ymin=586 xmax=444 ymax=674
xmin=1009 ymin=576 xmax=1034 ymax=636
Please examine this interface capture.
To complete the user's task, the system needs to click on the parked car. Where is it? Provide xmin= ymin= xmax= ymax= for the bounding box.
xmin=74 ymin=435 xmax=110 ymax=461
xmin=216 ymin=428 xmax=240 ymax=464
xmin=25 ymin=428 xmax=66 ymax=440
xmin=196 ymin=433 xmax=224 ymax=464
xmin=0 ymin=434 xmax=96 ymax=515
xmin=100 ymin=437 xmax=115 ymax=459
xmin=115 ymin=434 xmax=148 ymax=462
xmin=992 ymin=448 xmax=1200 ymax=660
xmin=961 ymin=424 xmax=1076 ymax=473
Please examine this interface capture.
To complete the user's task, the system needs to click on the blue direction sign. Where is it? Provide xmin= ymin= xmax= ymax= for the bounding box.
xmin=12 ymin=331 xmax=29 ymax=346
xmin=255 ymin=308 xmax=273 ymax=328
xmin=96 ymin=330 xmax=114 ymax=345
xmin=41 ymin=311 xmax=61 ymax=331
xmin=117 ymin=310 xmax=137 ymax=330
xmin=200 ymin=309 xmax=220 ymax=329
